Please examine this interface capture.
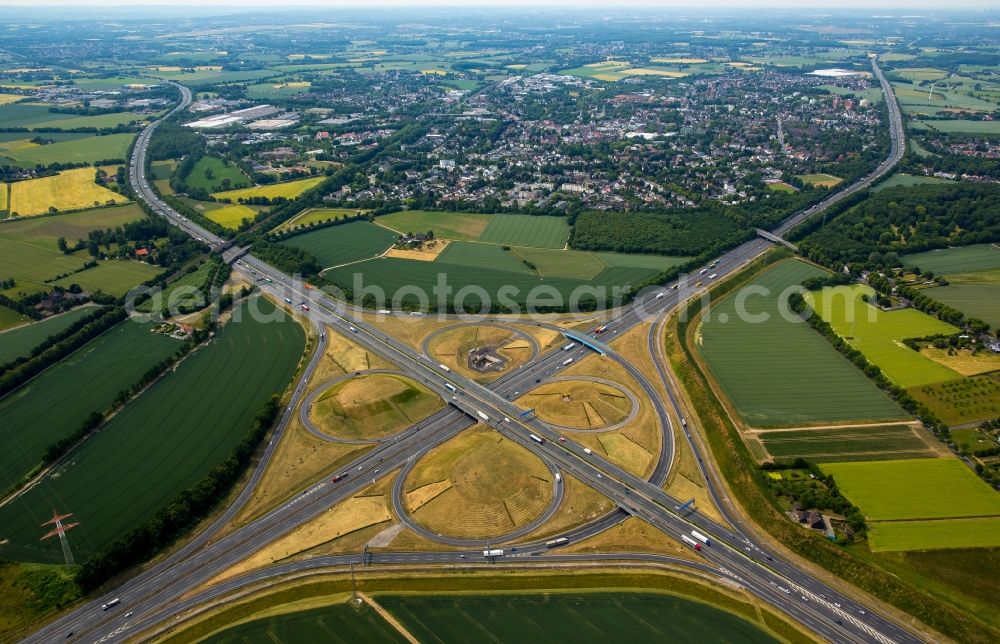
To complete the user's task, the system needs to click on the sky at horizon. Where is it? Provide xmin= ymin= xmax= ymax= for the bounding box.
xmin=0 ymin=0 xmax=997 ymax=8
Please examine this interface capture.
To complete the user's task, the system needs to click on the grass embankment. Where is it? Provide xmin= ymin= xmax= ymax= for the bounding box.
xmin=669 ymin=253 xmax=1000 ymax=643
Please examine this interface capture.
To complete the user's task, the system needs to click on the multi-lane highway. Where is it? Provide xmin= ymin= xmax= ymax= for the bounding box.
xmin=28 ymin=57 xmax=924 ymax=644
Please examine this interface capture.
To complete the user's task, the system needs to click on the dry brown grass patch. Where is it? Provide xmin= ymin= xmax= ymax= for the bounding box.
xmin=405 ymin=427 xmax=554 ymax=539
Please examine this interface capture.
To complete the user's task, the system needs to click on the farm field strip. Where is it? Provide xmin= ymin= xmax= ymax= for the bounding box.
xmin=51 ymin=259 xmax=163 ymax=297
xmin=279 ymin=207 xmax=369 ymax=232
xmin=211 ymin=176 xmax=324 ymax=202
xmin=379 ymin=592 xmax=778 ymax=643
xmin=0 ymin=304 xmax=98 ymax=365
xmin=202 ymin=601 xmax=408 ymax=643
xmin=758 ymin=424 xmax=936 ymax=462
xmin=0 ymin=320 xmax=181 ymax=493
xmin=821 ymin=458 xmax=1000 ymax=521
xmin=0 ymin=298 xmax=305 ymax=561
xmin=807 ymin=284 xmax=960 ymax=388
xmin=288 ymin=220 xmax=398 ymax=268
xmin=698 ymin=260 xmax=905 ymax=427
xmin=8 ymin=167 xmax=129 ymax=216
xmin=869 ymin=517 xmax=1000 ymax=552
xmin=0 ymin=204 xmax=145 ymax=250
xmin=0 ymin=133 xmax=133 ymax=167
xmin=903 ymin=243 xmax=1000 ymax=275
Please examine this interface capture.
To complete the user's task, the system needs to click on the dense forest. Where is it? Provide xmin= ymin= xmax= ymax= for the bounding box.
xmin=796 ymin=183 xmax=1000 ymax=268
xmin=569 ymin=208 xmax=748 ymax=256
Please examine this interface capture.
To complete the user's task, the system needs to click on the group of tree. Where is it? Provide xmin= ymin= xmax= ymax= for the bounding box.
xmin=796 ymin=183 xmax=1000 ymax=269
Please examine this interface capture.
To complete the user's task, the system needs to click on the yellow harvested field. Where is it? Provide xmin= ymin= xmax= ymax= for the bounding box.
xmin=421 ymin=69 xmax=447 ymax=75
xmin=0 ymin=94 xmax=24 ymax=106
xmin=1 ymin=183 xmax=7 ymax=212
xmin=8 ymin=167 xmax=128 ymax=216
xmin=205 ymin=203 xmax=257 ymax=230
xmin=406 ymin=427 xmax=553 ymax=539
xmin=383 ymin=238 xmax=451 ymax=261
xmin=152 ymin=66 xmax=182 ymax=71
xmin=622 ymin=68 xmax=689 ymax=78
xmin=920 ymin=346 xmax=1000 ymax=376
xmin=211 ymin=176 xmax=325 ymax=202
xmin=651 ymin=57 xmax=708 ymax=64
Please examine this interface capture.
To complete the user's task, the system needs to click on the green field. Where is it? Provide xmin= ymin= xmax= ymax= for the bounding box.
xmin=278 ymin=207 xmax=369 ymax=232
xmin=480 ymin=214 xmax=569 ymax=248
xmin=908 ymin=374 xmax=1000 ymax=427
xmin=807 ymin=284 xmax=959 ymax=387
xmin=322 ymin=240 xmax=684 ymax=308
xmin=0 ymin=320 xmax=181 ymax=493
xmin=870 ymin=517 xmax=1000 ymax=552
xmin=821 ymin=458 xmax=1000 ymax=521
xmin=925 ymin=282 xmax=1000 ymax=331
xmin=872 ymin=173 xmax=953 ymax=193
xmin=184 ymin=156 xmax=251 ymax=193
xmin=0 ymin=305 xmax=98 ymax=365
xmin=380 ymin=592 xmax=777 ymax=643
xmin=0 ymin=204 xmax=146 ymax=251
xmin=918 ymin=120 xmax=1000 ymax=135
xmin=376 ymin=210 xmax=490 ymax=242
xmin=0 ymin=305 xmax=26 ymax=331
xmin=0 ymin=237 xmax=91 ymax=297
xmin=0 ymin=103 xmax=147 ymax=130
xmin=0 ymin=298 xmax=304 ymax=562
xmin=244 ymin=82 xmax=312 ymax=99
xmin=796 ymin=173 xmax=843 ymax=188
xmin=759 ymin=425 xmax=936 ymax=462
xmin=698 ymin=260 xmax=905 ymax=427
xmin=903 ymin=244 xmax=1000 ymax=330
xmin=0 ymin=133 xmax=133 ymax=167
xmin=212 ymin=176 xmax=325 ymax=202
xmin=903 ymin=244 xmax=1000 ymax=275
xmin=286 ymin=221 xmax=397 ymax=267
xmin=203 ymin=601 xmax=407 ymax=644
xmin=375 ymin=210 xmax=569 ymax=249
xmin=51 ymin=260 xmax=163 ymax=297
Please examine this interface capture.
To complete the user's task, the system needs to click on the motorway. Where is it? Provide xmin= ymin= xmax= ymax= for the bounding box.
xmin=27 ymin=57 xmax=921 ymax=644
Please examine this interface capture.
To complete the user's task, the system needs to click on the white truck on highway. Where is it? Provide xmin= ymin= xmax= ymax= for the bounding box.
xmin=562 ymin=357 xmax=574 ymax=366
xmin=562 ymin=342 xmax=577 ymax=351
xmin=101 ymin=598 xmax=121 ymax=611
xmin=681 ymin=535 xmax=703 ymax=552
xmin=691 ymin=530 xmax=711 ymax=546
xmin=438 ymin=364 xmax=451 ymax=372
xmin=483 ymin=548 xmax=504 ymax=557
xmin=477 ymin=411 xmax=490 ymax=422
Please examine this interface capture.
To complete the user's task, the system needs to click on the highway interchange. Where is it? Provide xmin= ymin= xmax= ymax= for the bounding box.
xmin=27 ymin=57 xmax=923 ymax=644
